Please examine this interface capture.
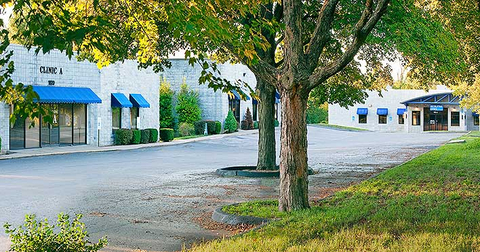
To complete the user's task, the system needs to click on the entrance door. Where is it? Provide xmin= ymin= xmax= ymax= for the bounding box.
xmin=41 ymin=104 xmax=59 ymax=146
xmin=59 ymin=104 xmax=73 ymax=145
xmin=424 ymin=107 xmax=448 ymax=131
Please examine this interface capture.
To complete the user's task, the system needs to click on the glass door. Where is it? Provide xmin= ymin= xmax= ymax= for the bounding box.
xmin=41 ymin=104 xmax=59 ymax=146
xmin=73 ymin=104 xmax=86 ymax=144
xmin=59 ymin=104 xmax=73 ymax=145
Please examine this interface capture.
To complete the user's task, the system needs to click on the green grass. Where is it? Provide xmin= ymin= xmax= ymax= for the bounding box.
xmin=174 ymin=135 xmax=206 ymax=140
xmin=223 ymin=200 xmax=289 ymax=219
xmin=188 ymin=133 xmax=480 ymax=251
xmin=318 ymin=123 xmax=369 ymax=131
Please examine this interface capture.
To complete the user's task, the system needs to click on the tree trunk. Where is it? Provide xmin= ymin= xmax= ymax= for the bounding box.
xmin=256 ymin=77 xmax=277 ymax=170
xmin=278 ymin=88 xmax=309 ymax=211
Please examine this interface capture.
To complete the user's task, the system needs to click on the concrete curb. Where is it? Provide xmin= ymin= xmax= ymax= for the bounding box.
xmin=211 ymin=204 xmax=270 ymax=226
xmin=0 ymin=130 xmax=259 ymax=161
xmin=216 ymin=166 xmax=315 ymax=178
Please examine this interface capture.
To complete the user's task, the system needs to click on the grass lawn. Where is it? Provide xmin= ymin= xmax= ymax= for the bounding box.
xmin=174 ymin=135 xmax=206 ymax=140
xmin=188 ymin=132 xmax=480 ymax=251
xmin=317 ymin=123 xmax=369 ymax=131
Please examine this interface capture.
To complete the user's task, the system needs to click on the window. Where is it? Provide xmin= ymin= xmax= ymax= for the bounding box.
xmin=229 ymin=97 xmax=240 ymax=122
xmin=412 ymin=111 xmax=421 ymax=126
xmin=112 ymin=107 xmax=121 ymax=130
xmin=378 ymin=115 xmax=387 ymax=124
xmin=131 ymin=107 xmax=139 ymax=129
xmin=252 ymin=102 xmax=258 ymax=121
xmin=474 ymin=115 xmax=479 ymax=126
xmin=451 ymin=111 xmax=460 ymax=126
xmin=359 ymin=114 xmax=367 ymax=124
xmin=398 ymin=115 xmax=405 ymax=124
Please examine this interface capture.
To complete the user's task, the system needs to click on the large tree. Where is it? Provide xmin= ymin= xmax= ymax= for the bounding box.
xmin=8 ymin=0 xmax=464 ymax=211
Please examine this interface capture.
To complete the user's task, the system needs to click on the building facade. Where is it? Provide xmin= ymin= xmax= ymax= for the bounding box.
xmin=161 ymin=59 xmax=281 ymax=125
xmin=329 ymin=86 xmax=479 ymax=132
xmin=0 ymin=44 xmax=159 ymax=152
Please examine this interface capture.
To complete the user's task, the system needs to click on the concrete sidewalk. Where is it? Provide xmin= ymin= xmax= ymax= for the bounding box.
xmin=0 ymin=130 xmax=259 ymax=160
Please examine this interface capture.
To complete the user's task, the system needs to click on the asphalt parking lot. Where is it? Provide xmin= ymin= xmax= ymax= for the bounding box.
xmin=0 ymin=126 xmax=463 ymax=251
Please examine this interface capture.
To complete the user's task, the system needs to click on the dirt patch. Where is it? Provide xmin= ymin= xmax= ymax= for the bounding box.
xmin=192 ymin=211 xmax=257 ymax=236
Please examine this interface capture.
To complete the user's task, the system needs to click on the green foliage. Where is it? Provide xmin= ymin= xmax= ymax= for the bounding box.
xmin=4 ymin=213 xmax=107 ymax=252
xmin=274 ymin=120 xmax=279 ymax=127
xmin=140 ymin=130 xmax=150 ymax=144
xmin=159 ymin=128 xmax=175 ymax=142
xmin=241 ymin=108 xmax=254 ymax=130
xmin=176 ymin=81 xmax=202 ymax=124
xmin=147 ymin=128 xmax=158 ymax=143
xmin=178 ymin=123 xmax=195 ymax=137
xmin=253 ymin=121 xmax=259 ymax=129
xmin=160 ymin=78 xmax=175 ymax=128
xmin=306 ymin=103 xmax=328 ymax=124
xmin=189 ymin=132 xmax=480 ymax=252
xmin=215 ymin=121 xmax=222 ymax=134
xmin=131 ymin=130 xmax=141 ymax=144
xmin=224 ymin=111 xmax=238 ymax=133
xmin=194 ymin=120 xmax=216 ymax=135
xmin=115 ymin=129 xmax=133 ymax=145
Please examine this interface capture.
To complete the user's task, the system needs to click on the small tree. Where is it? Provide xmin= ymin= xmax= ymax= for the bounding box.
xmin=176 ymin=80 xmax=202 ymax=124
xmin=159 ymin=77 xmax=175 ymax=128
xmin=224 ymin=111 xmax=238 ymax=133
xmin=244 ymin=108 xmax=254 ymax=130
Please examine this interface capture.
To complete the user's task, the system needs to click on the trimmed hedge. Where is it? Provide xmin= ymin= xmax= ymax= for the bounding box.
xmin=131 ymin=130 xmax=141 ymax=144
xmin=194 ymin=120 xmax=217 ymax=135
xmin=140 ymin=129 xmax=150 ymax=144
xmin=115 ymin=129 xmax=133 ymax=145
xmin=147 ymin=128 xmax=158 ymax=143
xmin=274 ymin=120 xmax=280 ymax=127
xmin=215 ymin=121 xmax=222 ymax=134
xmin=253 ymin=121 xmax=259 ymax=129
xmin=160 ymin=128 xmax=175 ymax=142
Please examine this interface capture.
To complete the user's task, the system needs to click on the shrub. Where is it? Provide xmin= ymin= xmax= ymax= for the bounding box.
xmin=0 ymin=136 xmax=2 ymax=152
xmin=4 ymin=213 xmax=107 ymax=252
xmin=160 ymin=128 xmax=175 ymax=142
xmin=253 ymin=121 xmax=259 ymax=129
xmin=194 ymin=120 xmax=216 ymax=135
xmin=131 ymin=130 xmax=141 ymax=144
xmin=224 ymin=111 xmax=238 ymax=133
xmin=179 ymin=123 xmax=195 ymax=137
xmin=306 ymin=104 xmax=328 ymax=124
xmin=274 ymin=120 xmax=280 ymax=127
xmin=160 ymin=78 xmax=176 ymax=128
xmin=215 ymin=121 xmax=222 ymax=134
xmin=176 ymin=81 xmax=202 ymax=124
xmin=243 ymin=108 xmax=254 ymax=130
xmin=241 ymin=120 xmax=248 ymax=130
xmin=140 ymin=129 xmax=150 ymax=144
xmin=115 ymin=129 xmax=133 ymax=145
xmin=147 ymin=128 xmax=158 ymax=143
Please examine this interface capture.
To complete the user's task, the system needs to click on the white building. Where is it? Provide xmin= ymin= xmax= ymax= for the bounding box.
xmin=161 ymin=59 xmax=281 ymax=125
xmin=329 ymin=86 xmax=479 ymax=132
xmin=0 ymin=44 xmax=159 ymax=152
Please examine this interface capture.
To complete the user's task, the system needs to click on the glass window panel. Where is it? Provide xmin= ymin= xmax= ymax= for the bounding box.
xmin=451 ymin=111 xmax=460 ymax=126
xmin=412 ymin=111 xmax=421 ymax=126
xmin=359 ymin=114 xmax=367 ymax=124
xmin=130 ymin=107 xmax=139 ymax=129
xmin=398 ymin=115 xmax=405 ymax=124
xmin=10 ymin=115 xmax=25 ymax=149
xmin=59 ymin=104 xmax=73 ymax=144
xmin=112 ymin=107 xmax=121 ymax=130
xmin=474 ymin=115 xmax=479 ymax=126
xmin=378 ymin=115 xmax=387 ymax=124
xmin=73 ymin=104 xmax=86 ymax=144
xmin=25 ymin=117 xmax=40 ymax=148
xmin=252 ymin=103 xmax=257 ymax=121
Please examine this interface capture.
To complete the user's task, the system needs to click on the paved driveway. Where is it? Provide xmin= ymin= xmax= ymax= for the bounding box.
xmin=0 ymin=127 xmax=463 ymax=251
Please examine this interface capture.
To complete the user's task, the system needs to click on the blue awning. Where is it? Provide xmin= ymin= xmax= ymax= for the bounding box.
xmin=357 ymin=108 xmax=368 ymax=115
xmin=275 ymin=91 xmax=280 ymax=99
xmin=228 ymin=90 xmax=241 ymax=100
xmin=473 ymin=112 xmax=479 ymax=117
xmin=130 ymin=94 xmax=150 ymax=108
xmin=111 ymin=93 xmax=133 ymax=108
xmin=377 ymin=108 xmax=388 ymax=116
xmin=32 ymin=85 xmax=101 ymax=104
xmin=397 ymin=108 xmax=406 ymax=115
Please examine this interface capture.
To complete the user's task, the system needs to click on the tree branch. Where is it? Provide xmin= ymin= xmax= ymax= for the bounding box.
xmin=305 ymin=0 xmax=339 ymax=72
xmin=307 ymin=0 xmax=390 ymax=91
